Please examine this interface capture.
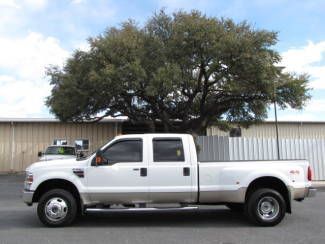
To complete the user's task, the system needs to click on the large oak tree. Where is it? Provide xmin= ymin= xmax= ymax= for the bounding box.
xmin=46 ymin=10 xmax=310 ymax=133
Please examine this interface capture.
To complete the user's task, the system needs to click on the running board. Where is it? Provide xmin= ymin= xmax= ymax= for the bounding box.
xmin=85 ymin=206 xmax=198 ymax=213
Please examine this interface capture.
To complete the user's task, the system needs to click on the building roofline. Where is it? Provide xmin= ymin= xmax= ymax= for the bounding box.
xmin=1 ymin=117 xmax=325 ymax=124
xmin=0 ymin=117 xmax=127 ymax=123
xmin=208 ymin=120 xmax=325 ymax=125
xmin=262 ymin=120 xmax=325 ymax=124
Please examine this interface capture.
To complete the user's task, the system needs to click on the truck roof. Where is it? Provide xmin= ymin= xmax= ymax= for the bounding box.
xmin=114 ymin=133 xmax=191 ymax=140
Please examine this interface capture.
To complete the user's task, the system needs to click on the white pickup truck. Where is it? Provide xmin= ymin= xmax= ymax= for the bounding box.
xmin=23 ymin=133 xmax=316 ymax=227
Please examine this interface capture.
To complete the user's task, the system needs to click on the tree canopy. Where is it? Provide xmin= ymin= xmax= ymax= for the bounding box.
xmin=46 ymin=10 xmax=310 ymax=133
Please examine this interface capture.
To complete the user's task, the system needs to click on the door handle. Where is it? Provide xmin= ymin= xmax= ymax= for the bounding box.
xmin=133 ymin=168 xmax=140 ymax=171
xmin=183 ymin=167 xmax=190 ymax=176
xmin=140 ymin=168 xmax=147 ymax=177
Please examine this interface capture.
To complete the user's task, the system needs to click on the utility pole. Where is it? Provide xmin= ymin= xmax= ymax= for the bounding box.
xmin=274 ymin=100 xmax=280 ymax=160
xmin=273 ymin=80 xmax=280 ymax=160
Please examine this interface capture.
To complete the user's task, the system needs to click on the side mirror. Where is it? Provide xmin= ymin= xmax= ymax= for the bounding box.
xmin=77 ymin=151 xmax=85 ymax=159
xmin=38 ymin=151 xmax=43 ymax=157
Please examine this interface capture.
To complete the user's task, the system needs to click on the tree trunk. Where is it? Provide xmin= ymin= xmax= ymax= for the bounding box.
xmin=147 ymin=120 xmax=156 ymax=132
xmin=163 ymin=122 xmax=170 ymax=133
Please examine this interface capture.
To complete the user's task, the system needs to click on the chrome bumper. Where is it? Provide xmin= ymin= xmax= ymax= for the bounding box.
xmin=22 ymin=190 xmax=34 ymax=205
xmin=307 ymin=187 xmax=317 ymax=198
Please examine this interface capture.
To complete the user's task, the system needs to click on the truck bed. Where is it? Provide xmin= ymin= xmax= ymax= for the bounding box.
xmin=198 ymin=160 xmax=310 ymax=203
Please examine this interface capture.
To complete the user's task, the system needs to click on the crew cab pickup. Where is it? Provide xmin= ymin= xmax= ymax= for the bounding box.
xmin=23 ymin=134 xmax=316 ymax=227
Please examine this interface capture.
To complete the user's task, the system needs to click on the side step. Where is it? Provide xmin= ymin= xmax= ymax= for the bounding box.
xmin=85 ymin=206 xmax=198 ymax=214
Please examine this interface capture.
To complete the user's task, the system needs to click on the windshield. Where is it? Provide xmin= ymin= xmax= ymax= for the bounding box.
xmin=45 ymin=146 xmax=76 ymax=156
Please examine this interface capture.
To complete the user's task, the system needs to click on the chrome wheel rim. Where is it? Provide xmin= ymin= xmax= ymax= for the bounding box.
xmin=45 ymin=197 xmax=68 ymax=222
xmin=257 ymin=196 xmax=280 ymax=221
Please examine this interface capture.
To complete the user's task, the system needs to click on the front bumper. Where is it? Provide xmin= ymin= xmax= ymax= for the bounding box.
xmin=22 ymin=190 xmax=34 ymax=206
xmin=307 ymin=187 xmax=317 ymax=198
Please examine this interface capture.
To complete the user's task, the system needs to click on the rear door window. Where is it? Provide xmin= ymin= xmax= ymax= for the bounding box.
xmin=153 ymin=138 xmax=185 ymax=162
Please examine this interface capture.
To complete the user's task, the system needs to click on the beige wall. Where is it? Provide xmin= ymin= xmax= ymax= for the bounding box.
xmin=0 ymin=121 xmax=121 ymax=172
xmin=207 ymin=122 xmax=325 ymax=139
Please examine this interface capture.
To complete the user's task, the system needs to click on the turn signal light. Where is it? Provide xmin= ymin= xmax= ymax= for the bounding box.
xmin=25 ymin=172 xmax=33 ymax=184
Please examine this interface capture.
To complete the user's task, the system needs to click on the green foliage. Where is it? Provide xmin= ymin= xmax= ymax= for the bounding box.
xmin=46 ymin=10 xmax=310 ymax=133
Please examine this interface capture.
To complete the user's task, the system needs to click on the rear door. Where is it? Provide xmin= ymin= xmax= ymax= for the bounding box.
xmin=148 ymin=135 xmax=195 ymax=203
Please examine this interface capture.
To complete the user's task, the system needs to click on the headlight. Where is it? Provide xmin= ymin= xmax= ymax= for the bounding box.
xmin=24 ymin=172 xmax=33 ymax=190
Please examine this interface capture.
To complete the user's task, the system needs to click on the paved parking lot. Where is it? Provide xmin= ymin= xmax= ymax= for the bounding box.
xmin=0 ymin=174 xmax=325 ymax=244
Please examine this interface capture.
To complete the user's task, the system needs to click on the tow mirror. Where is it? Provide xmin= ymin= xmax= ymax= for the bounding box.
xmin=38 ymin=151 xmax=43 ymax=157
xmin=77 ymin=151 xmax=85 ymax=159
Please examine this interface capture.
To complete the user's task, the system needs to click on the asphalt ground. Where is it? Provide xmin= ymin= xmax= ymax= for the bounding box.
xmin=0 ymin=174 xmax=324 ymax=244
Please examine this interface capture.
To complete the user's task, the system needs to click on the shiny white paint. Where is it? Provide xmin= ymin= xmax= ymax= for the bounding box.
xmin=198 ymin=160 xmax=310 ymax=202
xmin=146 ymin=134 xmax=197 ymax=203
xmin=26 ymin=159 xmax=88 ymax=194
xmin=85 ymin=135 xmax=149 ymax=203
xmin=25 ymin=134 xmax=311 ymax=206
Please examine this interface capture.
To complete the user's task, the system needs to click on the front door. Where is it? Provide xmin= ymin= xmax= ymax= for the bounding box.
xmin=86 ymin=138 xmax=149 ymax=204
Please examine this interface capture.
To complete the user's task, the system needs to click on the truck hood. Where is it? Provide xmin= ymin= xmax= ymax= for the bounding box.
xmin=26 ymin=158 xmax=87 ymax=172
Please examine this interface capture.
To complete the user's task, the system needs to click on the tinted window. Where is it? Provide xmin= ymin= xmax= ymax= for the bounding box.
xmin=153 ymin=138 xmax=185 ymax=162
xmin=45 ymin=146 xmax=75 ymax=155
xmin=102 ymin=139 xmax=142 ymax=162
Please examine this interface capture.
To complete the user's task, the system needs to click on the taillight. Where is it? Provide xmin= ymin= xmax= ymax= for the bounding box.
xmin=307 ymin=166 xmax=312 ymax=181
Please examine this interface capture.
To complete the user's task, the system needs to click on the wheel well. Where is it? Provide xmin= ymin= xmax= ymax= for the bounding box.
xmin=245 ymin=177 xmax=291 ymax=213
xmin=33 ymin=179 xmax=81 ymax=212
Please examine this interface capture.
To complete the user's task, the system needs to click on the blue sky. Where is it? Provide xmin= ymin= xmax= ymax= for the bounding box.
xmin=0 ymin=0 xmax=325 ymax=121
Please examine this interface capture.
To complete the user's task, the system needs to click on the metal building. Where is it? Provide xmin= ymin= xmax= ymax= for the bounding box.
xmin=197 ymin=136 xmax=325 ymax=180
xmin=206 ymin=121 xmax=325 ymax=181
xmin=0 ymin=118 xmax=123 ymax=172
xmin=1 ymin=119 xmax=325 ymax=173
xmin=207 ymin=121 xmax=325 ymax=139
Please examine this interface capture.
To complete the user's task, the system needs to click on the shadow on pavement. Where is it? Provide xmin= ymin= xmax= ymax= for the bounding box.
xmin=76 ymin=209 xmax=249 ymax=228
xmin=0 ymin=207 xmax=250 ymax=229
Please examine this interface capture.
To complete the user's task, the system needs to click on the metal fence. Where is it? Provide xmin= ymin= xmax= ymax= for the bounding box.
xmin=197 ymin=136 xmax=325 ymax=181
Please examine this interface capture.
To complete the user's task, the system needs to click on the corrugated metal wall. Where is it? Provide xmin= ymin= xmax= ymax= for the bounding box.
xmin=207 ymin=122 xmax=325 ymax=139
xmin=197 ymin=136 xmax=325 ymax=180
xmin=0 ymin=122 xmax=121 ymax=172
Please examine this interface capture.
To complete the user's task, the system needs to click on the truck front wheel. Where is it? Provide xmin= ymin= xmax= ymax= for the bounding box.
xmin=37 ymin=189 xmax=77 ymax=227
xmin=245 ymin=188 xmax=286 ymax=226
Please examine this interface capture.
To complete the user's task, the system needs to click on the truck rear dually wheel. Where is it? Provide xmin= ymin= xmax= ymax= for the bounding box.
xmin=37 ymin=189 xmax=77 ymax=227
xmin=245 ymin=188 xmax=286 ymax=226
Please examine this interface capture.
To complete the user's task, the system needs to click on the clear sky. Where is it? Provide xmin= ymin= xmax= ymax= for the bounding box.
xmin=0 ymin=0 xmax=325 ymax=121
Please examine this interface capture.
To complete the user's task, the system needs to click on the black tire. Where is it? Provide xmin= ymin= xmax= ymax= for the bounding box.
xmin=245 ymin=188 xmax=286 ymax=227
xmin=37 ymin=189 xmax=77 ymax=227
xmin=226 ymin=203 xmax=244 ymax=212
